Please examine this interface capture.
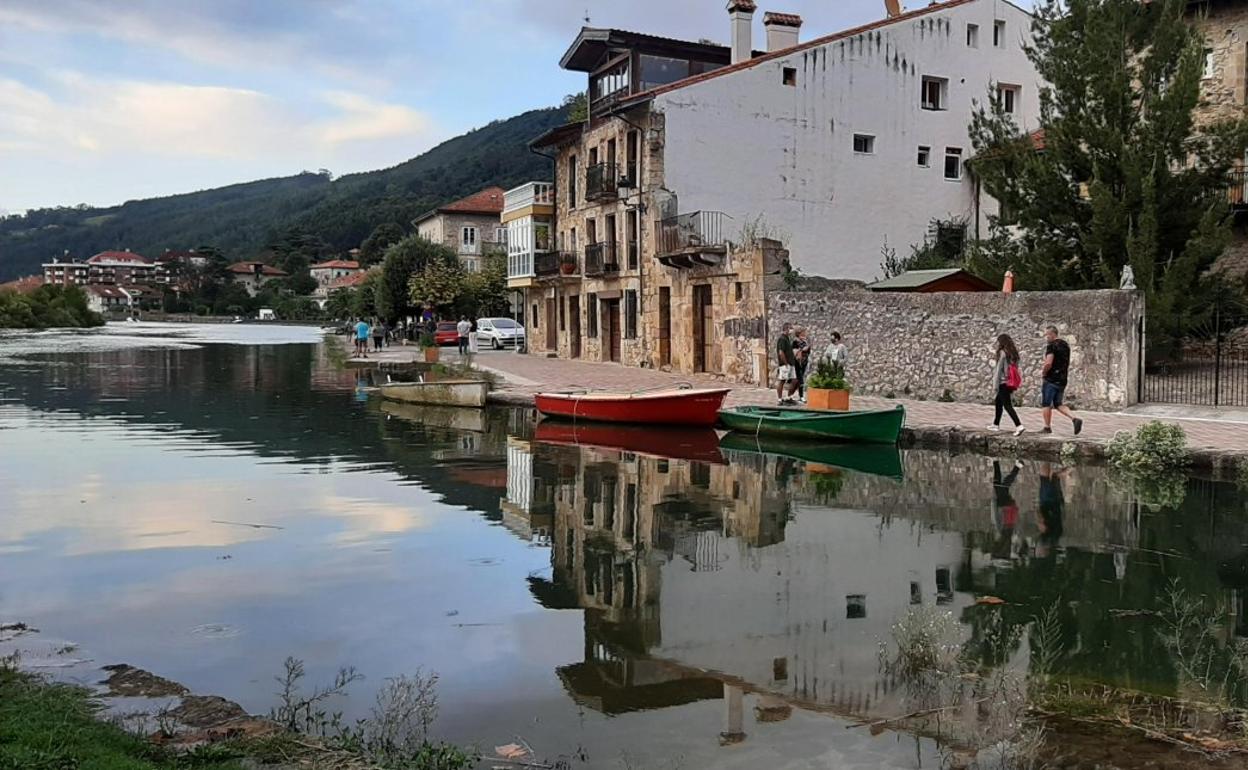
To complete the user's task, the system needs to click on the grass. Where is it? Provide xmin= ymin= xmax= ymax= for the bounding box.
xmin=0 ymin=667 xmax=243 ymax=769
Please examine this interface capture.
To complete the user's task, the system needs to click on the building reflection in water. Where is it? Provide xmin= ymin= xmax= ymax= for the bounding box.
xmin=499 ymin=424 xmax=1248 ymax=746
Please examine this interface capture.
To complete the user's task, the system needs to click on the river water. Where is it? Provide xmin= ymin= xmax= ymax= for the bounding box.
xmin=2 ymin=323 xmax=1247 ymax=768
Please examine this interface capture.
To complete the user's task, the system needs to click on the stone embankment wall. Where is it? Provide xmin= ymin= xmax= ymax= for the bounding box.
xmin=768 ymin=289 xmax=1144 ymax=410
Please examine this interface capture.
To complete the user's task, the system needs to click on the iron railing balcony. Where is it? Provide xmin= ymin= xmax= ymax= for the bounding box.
xmin=585 ymin=163 xmax=619 ymax=202
xmin=657 ymin=211 xmax=732 ymax=264
xmin=536 ymin=251 xmax=579 ymax=279
xmin=584 ymin=241 xmax=621 ymax=277
xmin=1229 ymin=169 xmax=1248 ymax=207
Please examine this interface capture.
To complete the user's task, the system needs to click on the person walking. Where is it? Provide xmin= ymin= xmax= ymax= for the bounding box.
xmin=372 ymin=319 xmax=385 ymax=352
xmin=456 ymin=317 xmax=472 ymax=356
xmin=775 ymin=323 xmax=797 ymax=405
xmin=988 ymin=334 xmax=1026 ymax=436
xmin=1040 ymin=326 xmax=1083 ymax=435
xmin=354 ymin=317 xmax=371 ymax=359
xmin=793 ymin=327 xmax=811 ymax=403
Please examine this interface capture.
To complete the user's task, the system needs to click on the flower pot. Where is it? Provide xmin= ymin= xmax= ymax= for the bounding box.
xmin=559 ymin=261 xmax=577 ymax=275
xmin=807 ymin=387 xmax=850 ymax=411
xmin=423 ymin=346 xmax=440 ymax=363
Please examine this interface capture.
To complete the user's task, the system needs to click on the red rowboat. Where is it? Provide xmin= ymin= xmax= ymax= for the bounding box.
xmin=534 ymin=386 xmax=730 ymax=427
xmin=534 ymin=421 xmax=726 ymax=464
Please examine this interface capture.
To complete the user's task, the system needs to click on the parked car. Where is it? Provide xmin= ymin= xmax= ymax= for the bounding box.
xmin=476 ymin=317 xmax=526 ymax=349
xmin=434 ymin=321 xmax=460 ymax=346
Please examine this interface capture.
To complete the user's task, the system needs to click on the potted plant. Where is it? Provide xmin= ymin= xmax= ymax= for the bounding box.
xmin=805 ymin=358 xmax=850 ymax=411
xmin=420 ymin=330 xmax=439 ymax=363
xmin=559 ymin=253 xmax=578 ymax=275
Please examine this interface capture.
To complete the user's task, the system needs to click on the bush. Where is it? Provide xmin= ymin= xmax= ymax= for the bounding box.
xmin=806 ymin=358 xmax=849 ymax=390
xmin=1106 ymin=421 xmax=1188 ymax=473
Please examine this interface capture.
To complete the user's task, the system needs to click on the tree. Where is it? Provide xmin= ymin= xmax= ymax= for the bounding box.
xmin=408 ymin=260 xmax=467 ymax=314
xmin=324 ymin=288 xmax=353 ymax=320
xmin=463 ymin=253 xmax=510 ymax=317
xmin=970 ymin=0 xmax=1248 ymax=344
xmin=563 ymin=92 xmax=588 ymax=123
xmin=377 ymin=235 xmax=456 ymax=321
xmin=359 ymin=223 xmax=405 ymax=266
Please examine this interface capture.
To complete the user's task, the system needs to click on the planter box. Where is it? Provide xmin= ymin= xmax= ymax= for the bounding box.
xmin=807 ymin=388 xmax=850 ymax=411
xmin=423 ymin=346 xmax=440 ymax=363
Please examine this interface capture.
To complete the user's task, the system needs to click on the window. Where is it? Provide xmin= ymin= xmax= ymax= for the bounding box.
xmin=997 ymin=84 xmax=1019 ymax=114
xmin=559 ymin=297 xmax=566 ymax=331
xmin=1204 ymin=48 xmax=1215 ymax=79
xmin=966 ymin=23 xmax=979 ymax=48
xmin=735 ymin=281 xmax=743 ymax=301
xmin=461 ymin=226 xmax=477 ymax=247
xmin=625 ymin=289 xmax=638 ymax=338
xmin=625 ymin=210 xmax=639 ymax=270
xmin=846 ymin=594 xmax=867 ymax=619
xmin=772 ymin=657 xmax=788 ymax=682
xmin=587 ymin=293 xmax=598 ymax=337
xmin=917 ymin=145 xmax=931 ymax=167
xmin=625 ymin=130 xmax=640 ymax=185
xmin=531 ymin=303 xmax=538 ymax=328
xmin=944 ymin=147 xmax=963 ymax=180
xmin=782 ymin=66 xmax=797 ymax=86
xmin=568 ymin=155 xmax=577 ymax=207
xmin=852 ymin=133 xmax=875 ymax=154
xmin=494 ymin=226 xmax=507 ymax=244
xmin=921 ymin=76 xmax=947 ymax=110
xmin=993 ymin=19 xmax=1005 ymax=48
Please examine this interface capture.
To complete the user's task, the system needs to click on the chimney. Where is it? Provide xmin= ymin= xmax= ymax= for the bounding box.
xmin=763 ymin=12 xmax=802 ymax=52
xmin=727 ymin=0 xmax=756 ymax=65
xmin=884 ymin=0 xmax=902 ymax=18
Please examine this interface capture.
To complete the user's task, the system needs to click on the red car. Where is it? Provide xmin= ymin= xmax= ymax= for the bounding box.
xmin=434 ymin=321 xmax=460 ymax=346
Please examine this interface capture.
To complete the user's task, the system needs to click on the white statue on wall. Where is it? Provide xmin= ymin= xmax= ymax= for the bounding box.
xmin=1120 ymin=265 xmax=1136 ymax=290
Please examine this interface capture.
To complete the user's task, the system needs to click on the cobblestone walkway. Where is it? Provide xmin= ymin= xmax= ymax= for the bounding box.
xmin=345 ymin=340 xmax=1248 ymax=456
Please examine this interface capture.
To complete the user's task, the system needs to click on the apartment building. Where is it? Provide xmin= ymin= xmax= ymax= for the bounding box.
xmin=413 ymin=187 xmax=509 ymax=273
xmin=43 ymin=250 xmax=171 ymax=288
xmin=521 ymin=0 xmax=1040 ymax=379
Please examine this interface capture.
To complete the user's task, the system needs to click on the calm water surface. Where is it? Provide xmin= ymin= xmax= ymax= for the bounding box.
xmin=2 ymin=323 xmax=1247 ymax=769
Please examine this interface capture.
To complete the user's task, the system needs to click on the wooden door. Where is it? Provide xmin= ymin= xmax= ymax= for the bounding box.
xmin=692 ymin=285 xmax=714 ymax=373
xmin=606 ymin=300 xmax=621 ymax=362
xmin=658 ymin=287 xmax=671 ymax=366
xmin=569 ymin=295 xmax=581 ymax=358
xmin=545 ymin=298 xmax=557 ymax=350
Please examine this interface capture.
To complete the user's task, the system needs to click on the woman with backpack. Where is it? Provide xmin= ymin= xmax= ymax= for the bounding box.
xmin=989 ymin=334 xmax=1026 ymax=436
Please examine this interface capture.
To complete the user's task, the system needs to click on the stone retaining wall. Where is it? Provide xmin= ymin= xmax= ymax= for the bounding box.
xmin=767 ymin=289 xmax=1144 ymax=410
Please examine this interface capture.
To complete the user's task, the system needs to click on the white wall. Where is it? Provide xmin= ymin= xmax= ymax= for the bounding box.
xmin=657 ymin=0 xmax=1040 ymax=280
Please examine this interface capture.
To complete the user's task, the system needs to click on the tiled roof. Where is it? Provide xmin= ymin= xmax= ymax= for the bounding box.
xmin=763 ymin=12 xmax=802 ymax=27
xmin=727 ymin=0 xmax=757 ymax=11
xmin=0 ymin=275 xmax=43 ymax=294
xmin=87 ymin=250 xmax=150 ymax=264
xmin=86 ymin=285 xmax=129 ymax=298
xmin=328 ymin=269 xmax=375 ymax=289
xmin=439 ymin=187 xmax=506 ymax=215
xmin=311 ymin=259 xmax=361 ymax=270
xmin=618 ymin=0 xmax=980 ymax=106
xmin=227 ymin=261 xmax=288 ymax=276
xmin=866 ymin=268 xmax=993 ymax=291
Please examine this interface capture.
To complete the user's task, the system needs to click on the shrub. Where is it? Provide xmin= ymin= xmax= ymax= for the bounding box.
xmin=1106 ymin=421 xmax=1188 ymax=473
xmin=807 ymin=358 xmax=849 ymax=391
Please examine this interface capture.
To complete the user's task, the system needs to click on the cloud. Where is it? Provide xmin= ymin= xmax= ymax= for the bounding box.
xmin=0 ymin=73 xmax=435 ymax=161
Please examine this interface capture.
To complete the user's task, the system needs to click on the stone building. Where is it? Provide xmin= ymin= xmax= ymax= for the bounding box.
xmin=226 ymin=261 xmax=287 ymax=297
xmin=524 ymin=0 xmax=1041 ymax=381
xmin=413 ymin=186 xmax=508 ymax=273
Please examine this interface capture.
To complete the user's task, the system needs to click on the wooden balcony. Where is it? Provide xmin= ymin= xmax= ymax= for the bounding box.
xmin=584 ymin=242 xmax=621 ymax=277
xmin=656 ymin=211 xmax=731 ymax=267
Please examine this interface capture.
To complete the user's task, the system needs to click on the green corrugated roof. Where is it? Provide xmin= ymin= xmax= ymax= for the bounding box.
xmin=866 ymin=268 xmax=970 ymax=290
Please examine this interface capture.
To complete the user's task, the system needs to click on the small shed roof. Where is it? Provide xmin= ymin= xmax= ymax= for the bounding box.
xmin=866 ymin=268 xmax=995 ymax=292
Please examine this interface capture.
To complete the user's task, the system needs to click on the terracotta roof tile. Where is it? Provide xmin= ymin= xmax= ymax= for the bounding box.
xmin=310 ymin=259 xmax=361 ymax=270
xmin=763 ymin=12 xmax=802 ymax=27
xmin=328 ymin=269 xmax=376 ymax=290
xmin=88 ymin=250 xmax=150 ymax=264
xmin=620 ymin=0 xmax=980 ymax=105
xmin=438 ymin=186 xmax=506 ymax=216
xmin=727 ymin=0 xmax=757 ymax=12
xmin=227 ymin=261 xmax=288 ymax=276
xmin=0 ymin=275 xmax=43 ymax=294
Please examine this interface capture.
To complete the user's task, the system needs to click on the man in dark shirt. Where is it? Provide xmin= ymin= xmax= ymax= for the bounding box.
xmin=775 ymin=323 xmax=797 ymax=405
xmin=1041 ymin=326 xmax=1083 ymax=435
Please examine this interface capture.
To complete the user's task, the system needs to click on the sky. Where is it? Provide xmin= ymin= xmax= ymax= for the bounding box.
xmin=0 ymin=0 xmax=1035 ymax=215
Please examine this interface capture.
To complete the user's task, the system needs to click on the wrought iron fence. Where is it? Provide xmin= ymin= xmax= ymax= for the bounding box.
xmin=584 ymin=242 xmax=620 ymax=277
xmin=1141 ymin=292 xmax=1248 ymax=406
xmin=585 ymin=163 xmax=619 ymax=201
xmin=536 ymin=251 xmax=577 ymax=277
xmin=657 ymin=211 xmax=730 ymax=255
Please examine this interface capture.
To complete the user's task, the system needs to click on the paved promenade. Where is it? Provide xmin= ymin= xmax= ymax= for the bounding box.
xmin=344 ymin=339 xmax=1248 ymax=469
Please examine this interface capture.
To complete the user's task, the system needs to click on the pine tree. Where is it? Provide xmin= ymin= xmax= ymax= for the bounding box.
xmin=970 ymin=0 xmax=1248 ymax=344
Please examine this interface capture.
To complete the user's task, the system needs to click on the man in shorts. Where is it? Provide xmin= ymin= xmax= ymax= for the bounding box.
xmin=775 ymin=323 xmax=797 ymax=405
xmin=1040 ymin=325 xmax=1083 ymax=435
xmin=354 ymin=317 xmax=371 ymax=359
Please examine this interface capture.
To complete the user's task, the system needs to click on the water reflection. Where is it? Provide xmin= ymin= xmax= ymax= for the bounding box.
xmin=3 ymin=326 xmax=1248 ymax=767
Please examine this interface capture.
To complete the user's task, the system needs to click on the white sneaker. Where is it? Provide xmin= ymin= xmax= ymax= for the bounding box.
xmin=986 ymin=424 xmax=1000 ymax=432
xmin=1013 ymin=425 xmax=1027 ymax=437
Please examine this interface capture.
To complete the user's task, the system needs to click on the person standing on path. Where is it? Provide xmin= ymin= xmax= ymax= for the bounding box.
xmin=372 ymin=319 xmax=385 ymax=352
xmin=354 ymin=318 xmax=371 ymax=359
xmin=793 ymin=327 xmax=811 ymax=403
xmin=1040 ymin=326 xmax=1083 ymax=435
xmin=821 ymin=331 xmax=848 ymax=370
xmin=988 ymin=334 xmax=1026 ymax=436
xmin=775 ymin=323 xmax=797 ymax=405
xmin=457 ymin=317 xmax=472 ymax=356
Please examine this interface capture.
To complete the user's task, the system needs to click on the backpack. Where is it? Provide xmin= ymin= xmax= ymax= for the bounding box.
xmin=1004 ymin=362 xmax=1022 ymax=391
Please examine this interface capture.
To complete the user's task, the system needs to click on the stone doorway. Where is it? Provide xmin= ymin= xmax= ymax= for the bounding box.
xmin=659 ymin=286 xmax=671 ymax=367
xmin=692 ymin=284 xmax=715 ymax=373
xmin=603 ymin=299 xmax=622 ymax=363
xmin=569 ymin=295 xmax=582 ymax=359
xmin=544 ymin=298 xmax=557 ymax=350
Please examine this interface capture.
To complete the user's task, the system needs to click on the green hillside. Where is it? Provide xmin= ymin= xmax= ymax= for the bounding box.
xmin=0 ymin=106 xmax=567 ymax=281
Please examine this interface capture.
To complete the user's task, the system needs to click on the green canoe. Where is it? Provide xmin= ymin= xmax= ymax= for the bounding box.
xmin=718 ymin=432 xmax=904 ymax=480
xmin=718 ymin=404 xmax=906 ymax=444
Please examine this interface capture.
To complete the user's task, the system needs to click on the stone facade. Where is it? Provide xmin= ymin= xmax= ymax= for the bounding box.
xmin=767 ymin=288 xmax=1145 ymax=410
xmin=416 ymin=211 xmax=506 ymax=272
xmin=1192 ymin=1 xmax=1248 ymax=127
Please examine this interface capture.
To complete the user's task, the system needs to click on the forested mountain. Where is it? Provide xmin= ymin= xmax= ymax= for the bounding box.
xmin=0 ymin=106 xmax=567 ymax=281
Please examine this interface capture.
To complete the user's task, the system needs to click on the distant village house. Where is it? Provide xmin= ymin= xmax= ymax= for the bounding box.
xmin=227 ymin=261 xmax=288 ymax=297
xmin=413 ymin=187 xmax=508 ymax=273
